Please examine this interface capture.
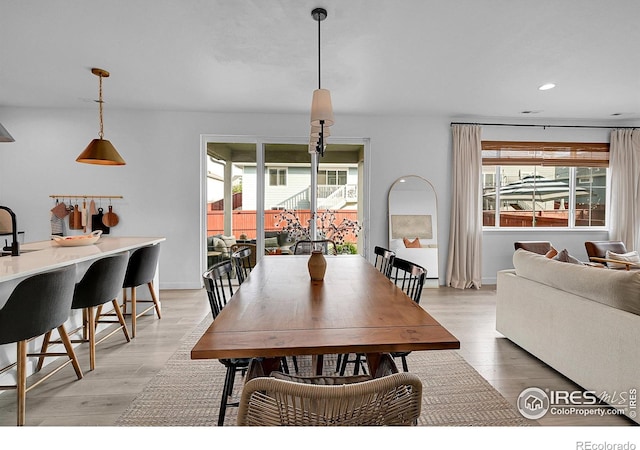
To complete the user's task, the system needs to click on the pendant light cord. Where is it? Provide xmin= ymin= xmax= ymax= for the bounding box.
xmin=97 ymin=74 xmax=104 ymax=139
xmin=317 ymin=12 xmax=321 ymax=89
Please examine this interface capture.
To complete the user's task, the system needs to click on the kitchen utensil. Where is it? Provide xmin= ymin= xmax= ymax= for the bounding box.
xmin=51 ymin=201 xmax=69 ymax=219
xmin=91 ymin=208 xmax=110 ymax=234
xmin=69 ymin=204 xmax=83 ymax=230
xmin=51 ymin=230 xmax=102 ymax=247
xmin=102 ymin=205 xmax=119 ymax=227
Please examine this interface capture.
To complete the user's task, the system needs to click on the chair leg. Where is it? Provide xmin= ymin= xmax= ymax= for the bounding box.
xmin=339 ymin=353 xmax=350 ymax=376
xmin=87 ymin=307 xmax=96 ymax=371
xmin=335 ymin=354 xmax=342 ymax=373
xmin=57 ymin=325 xmax=83 ymax=380
xmin=122 ymin=287 xmax=128 ymax=315
xmin=401 ymin=355 xmax=409 ymax=372
xmin=292 ymin=356 xmax=299 ymax=374
xmin=131 ymin=287 xmax=137 ymax=338
xmin=36 ymin=330 xmax=52 ymax=372
xmin=280 ymin=357 xmax=290 ymax=374
xmin=16 ymin=340 xmax=26 ymax=426
xmin=112 ymin=299 xmax=131 ymax=342
xmin=148 ymin=281 xmax=162 ymax=319
xmin=218 ymin=366 xmax=235 ymax=426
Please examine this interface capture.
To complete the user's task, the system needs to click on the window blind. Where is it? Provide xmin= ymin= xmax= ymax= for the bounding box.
xmin=481 ymin=141 xmax=609 ymax=167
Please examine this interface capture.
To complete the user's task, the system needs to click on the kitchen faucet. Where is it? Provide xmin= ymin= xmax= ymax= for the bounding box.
xmin=0 ymin=205 xmax=20 ymax=256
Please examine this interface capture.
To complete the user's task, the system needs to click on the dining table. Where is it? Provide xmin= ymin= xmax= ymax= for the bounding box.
xmin=190 ymin=254 xmax=460 ymax=375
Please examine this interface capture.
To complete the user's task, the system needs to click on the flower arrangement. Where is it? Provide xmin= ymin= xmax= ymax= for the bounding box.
xmin=274 ymin=209 xmax=362 ymax=245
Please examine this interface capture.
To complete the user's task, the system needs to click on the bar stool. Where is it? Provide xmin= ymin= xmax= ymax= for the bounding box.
xmin=121 ymin=244 xmax=162 ymax=338
xmin=38 ymin=252 xmax=131 ymax=371
xmin=0 ymin=265 xmax=82 ymax=426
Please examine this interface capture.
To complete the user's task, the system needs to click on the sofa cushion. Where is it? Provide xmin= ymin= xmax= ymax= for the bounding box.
xmin=605 ymin=250 xmax=640 ymax=270
xmin=544 ymin=247 xmax=558 ymax=258
xmin=264 ymin=237 xmax=279 ymax=249
xmin=513 ymin=249 xmax=640 ymax=316
xmin=553 ymin=248 xmax=584 ymax=265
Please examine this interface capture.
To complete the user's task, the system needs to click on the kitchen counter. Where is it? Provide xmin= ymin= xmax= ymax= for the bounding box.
xmin=0 ymin=236 xmax=165 ymax=283
xmin=0 ymin=236 xmax=167 ymax=387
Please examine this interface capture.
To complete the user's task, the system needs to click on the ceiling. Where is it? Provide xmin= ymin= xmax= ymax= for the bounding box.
xmin=2 ymin=0 xmax=640 ymax=122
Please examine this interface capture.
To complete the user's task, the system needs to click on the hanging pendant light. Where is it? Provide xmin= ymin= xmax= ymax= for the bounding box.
xmin=309 ymin=7 xmax=333 ymax=157
xmin=76 ymin=68 xmax=125 ymax=165
xmin=0 ymin=122 xmax=15 ymax=142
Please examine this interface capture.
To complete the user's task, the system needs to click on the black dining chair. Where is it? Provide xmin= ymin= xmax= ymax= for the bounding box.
xmin=231 ymin=246 xmax=253 ymax=284
xmin=293 ymin=239 xmax=337 ymax=256
xmin=0 ymin=265 xmax=83 ymax=426
xmin=203 ymin=261 xmax=251 ymax=426
xmin=374 ymin=246 xmax=395 ymax=279
xmin=388 ymin=257 xmax=427 ymax=371
xmin=38 ymin=252 xmax=131 ymax=372
xmin=121 ymin=243 xmax=162 ymax=338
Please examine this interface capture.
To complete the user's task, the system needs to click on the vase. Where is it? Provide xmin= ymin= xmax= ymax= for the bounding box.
xmin=307 ymin=250 xmax=327 ymax=281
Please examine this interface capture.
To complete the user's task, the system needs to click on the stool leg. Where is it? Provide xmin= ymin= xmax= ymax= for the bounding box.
xmin=17 ymin=340 xmax=26 ymax=426
xmin=112 ymin=299 xmax=131 ymax=342
xmin=122 ymin=288 xmax=128 ymax=315
xmin=36 ymin=330 xmax=52 ymax=372
xmin=148 ymin=281 xmax=161 ymax=319
xmin=57 ymin=325 xmax=83 ymax=380
xmin=131 ymin=287 xmax=137 ymax=338
xmin=87 ymin=307 xmax=96 ymax=371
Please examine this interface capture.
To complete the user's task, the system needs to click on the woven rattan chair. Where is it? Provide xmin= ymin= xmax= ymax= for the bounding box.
xmin=237 ymin=372 xmax=422 ymax=426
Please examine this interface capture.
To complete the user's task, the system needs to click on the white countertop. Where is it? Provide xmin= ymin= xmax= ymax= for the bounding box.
xmin=0 ymin=236 xmax=165 ymax=283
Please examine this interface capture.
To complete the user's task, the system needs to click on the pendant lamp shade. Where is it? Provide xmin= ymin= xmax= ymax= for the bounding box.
xmin=310 ymin=123 xmax=331 ymax=138
xmin=76 ymin=138 xmax=125 ymax=165
xmin=0 ymin=122 xmax=15 ymax=142
xmin=76 ymin=68 xmax=125 ymax=165
xmin=310 ymin=89 xmax=334 ymax=127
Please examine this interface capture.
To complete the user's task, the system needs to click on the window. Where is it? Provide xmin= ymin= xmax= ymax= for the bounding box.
xmin=482 ymin=141 xmax=608 ymax=228
xmin=318 ymin=169 xmax=347 ymax=186
xmin=268 ymin=168 xmax=287 ymax=186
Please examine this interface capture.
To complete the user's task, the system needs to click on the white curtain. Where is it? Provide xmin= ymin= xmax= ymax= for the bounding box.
xmin=446 ymin=124 xmax=483 ymax=289
xmin=609 ymin=129 xmax=640 ymax=250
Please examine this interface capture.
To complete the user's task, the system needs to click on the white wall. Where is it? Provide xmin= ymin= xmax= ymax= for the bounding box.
xmin=1 ymin=107 xmax=634 ymax=288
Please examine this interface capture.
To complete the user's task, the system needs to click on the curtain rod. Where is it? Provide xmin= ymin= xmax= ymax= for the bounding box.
xmin=450 ymin=122 xmax=639 ymax=130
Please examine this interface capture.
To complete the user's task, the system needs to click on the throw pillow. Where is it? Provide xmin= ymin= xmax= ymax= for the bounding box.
xmin=553 ymin=249 xmax=585 ymax=265
xmin=403 ymin=237 xmax=421 ymax=248
xmin=545 ymin=246 xmax=558 ymax=258
xmin=605 ymin=250 xmax=640 ymax=269
xmin=264 ymin=236 xmax=279 ymax=249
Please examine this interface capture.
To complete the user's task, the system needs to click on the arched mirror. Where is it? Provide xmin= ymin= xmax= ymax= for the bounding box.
xmin=388 ymin=175 xmax=438 ymax=286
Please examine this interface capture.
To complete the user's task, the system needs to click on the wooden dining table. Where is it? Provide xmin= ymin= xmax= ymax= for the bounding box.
xmin=190 ymin=254 xmax=460 ymax=375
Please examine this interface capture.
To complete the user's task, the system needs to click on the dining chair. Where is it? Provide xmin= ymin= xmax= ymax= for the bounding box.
xmin=38 ymin=252 xmax=130 ymax=372
xmin=231 ymin=246 xmax=253 ymax=284
xmin=292 ymin=239 xmax=338 ymax=256
xmin=237 ymin=371 xmax=422 ymax=426
xmin=373 ymin=245 xmax=395 ymax=278
xmin=203 ymin=261 xmax=251 ymax=426
xmin=388 ymin=257 xmax=427 ymax=371
xmin=0 ymin=265 xmax=83 ymax=426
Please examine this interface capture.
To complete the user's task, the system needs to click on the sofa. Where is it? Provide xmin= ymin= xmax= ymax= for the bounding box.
xmin=496 ymin=249 xmax=640 ymax=424
xmin=207 ymin=232 xmax=292 ymax=268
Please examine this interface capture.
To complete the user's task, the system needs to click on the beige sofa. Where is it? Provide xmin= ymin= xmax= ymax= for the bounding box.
xmin=496 ymin=249 xmax=640 ymax=424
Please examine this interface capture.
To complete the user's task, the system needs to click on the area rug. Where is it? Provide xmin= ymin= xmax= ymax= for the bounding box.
xmin=115 ymin=316 xmax=535 ymax=426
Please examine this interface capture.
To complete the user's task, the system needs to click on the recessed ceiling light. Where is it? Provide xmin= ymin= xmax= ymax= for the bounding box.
xmin=611 ymin=113 xmax=622 ymax=116
xmin=521 ymin=110 xmax=542 ymax=114
xmin=538 ymin=83 xmax=556 ymax=91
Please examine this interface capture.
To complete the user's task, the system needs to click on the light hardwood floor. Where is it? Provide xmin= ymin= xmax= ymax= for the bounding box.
xmin=0 ymin=285 xmax=635 ymax=427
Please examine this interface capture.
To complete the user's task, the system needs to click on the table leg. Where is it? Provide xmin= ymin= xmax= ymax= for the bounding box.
xmin=260 ymin=357 xmax=282 ymax=375
xmin=365 ymin=352 xmax=381 ymax=377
